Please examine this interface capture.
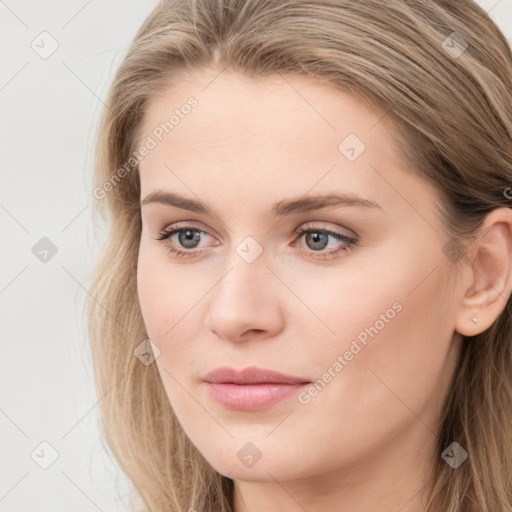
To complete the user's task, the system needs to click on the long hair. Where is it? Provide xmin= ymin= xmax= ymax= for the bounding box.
xmin=86 ymin=1 xmax=512 ymax=510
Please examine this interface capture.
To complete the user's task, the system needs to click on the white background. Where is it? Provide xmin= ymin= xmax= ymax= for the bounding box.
xmin=1 ymin=1 xmax=511 ymax=511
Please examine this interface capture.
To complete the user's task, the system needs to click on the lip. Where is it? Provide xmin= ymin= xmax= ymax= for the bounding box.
xmin=203 ymin=366 xmax=311 ymax=410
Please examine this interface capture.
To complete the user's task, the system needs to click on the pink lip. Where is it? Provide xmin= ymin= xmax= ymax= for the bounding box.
xmin=203 ymin=366 xmax=311 ymax=411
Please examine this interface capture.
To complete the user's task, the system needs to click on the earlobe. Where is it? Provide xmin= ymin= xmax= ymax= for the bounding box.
xmin=454 ymin=208 xmax=512 ymax=337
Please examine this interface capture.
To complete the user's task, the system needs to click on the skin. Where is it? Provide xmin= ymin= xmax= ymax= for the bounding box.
xmin=136 ymin=68 xmax=512 ymax=512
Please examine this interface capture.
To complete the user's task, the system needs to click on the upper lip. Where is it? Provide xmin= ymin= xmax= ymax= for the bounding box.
xmin=203 ymin=366 xmax=311 ymax=385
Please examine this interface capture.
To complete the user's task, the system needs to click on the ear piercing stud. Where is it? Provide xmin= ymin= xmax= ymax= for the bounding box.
xmin=472 ymin=316 xmax=478 ymax=323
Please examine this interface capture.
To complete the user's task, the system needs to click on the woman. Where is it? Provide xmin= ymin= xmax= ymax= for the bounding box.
xmin=87 ymin=1 xmax=512 ymax=510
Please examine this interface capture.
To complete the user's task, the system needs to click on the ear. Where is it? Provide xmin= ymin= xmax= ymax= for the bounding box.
xmin=454 ymin=207 xmax=512 ymax=337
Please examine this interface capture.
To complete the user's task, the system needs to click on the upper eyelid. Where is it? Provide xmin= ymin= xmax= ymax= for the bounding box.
xmin=159 ymin=222 xmax=211 ymax=239
xmin=160 ymin=220 xmax=353 ymax=233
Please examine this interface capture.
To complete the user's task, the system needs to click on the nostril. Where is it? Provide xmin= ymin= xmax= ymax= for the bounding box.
xmin=243 ymin=329 xmax=264 ymax=336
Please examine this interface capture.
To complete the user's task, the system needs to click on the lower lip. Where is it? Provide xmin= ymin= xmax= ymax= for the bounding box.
xmin=204 ymin=382 xmax=310 ymax=410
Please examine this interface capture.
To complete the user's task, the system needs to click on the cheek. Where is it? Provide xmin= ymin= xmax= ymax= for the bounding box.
xmin=136 ymin=247 xmax=210 ymax=396
xmin=302 ymin=259 xmax=456 ymax=439
xmin=289 ymin=254 xmax=454 ymax=434
xmin=137 ymin=253 xmax=200 ymax=413
xmin=137 ymin=246 xmax=202 ymax=341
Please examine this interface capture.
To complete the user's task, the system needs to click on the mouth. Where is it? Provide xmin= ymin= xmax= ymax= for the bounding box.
xmin=202 ymin=366 xmax=312 ymax=411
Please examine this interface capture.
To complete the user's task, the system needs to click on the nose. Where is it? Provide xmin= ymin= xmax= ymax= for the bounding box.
xmin=203 ymin=253 xmax=284 ymax=344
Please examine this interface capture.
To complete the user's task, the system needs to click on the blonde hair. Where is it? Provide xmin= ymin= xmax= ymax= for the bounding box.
xmin=87 ymin=1 xmax=512 ymax=510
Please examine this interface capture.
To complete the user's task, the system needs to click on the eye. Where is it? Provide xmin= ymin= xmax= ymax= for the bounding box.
xmin=155 ymin=222 xmax=358 ymax=260
xmin=292 ymin=223 xmax=358 ymax=260
xmin=156 ymin=222 xmax=213 ymax=258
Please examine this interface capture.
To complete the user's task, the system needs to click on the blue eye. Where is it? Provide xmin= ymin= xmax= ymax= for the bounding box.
xmin=156 ymin=223 xmax=358 ymax=260
xmin=156 ymin=226 xmax=209 ymax=258
xmin=293 ymin=226 xmax=357 ymax=258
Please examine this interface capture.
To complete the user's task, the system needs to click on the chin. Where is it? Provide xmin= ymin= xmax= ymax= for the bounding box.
xmin=197 ymin=439 xmax=311 ymax=482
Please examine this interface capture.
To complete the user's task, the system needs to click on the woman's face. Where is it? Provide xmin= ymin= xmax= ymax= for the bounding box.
xmin=136 ymin=70 xmax=462 ymax=492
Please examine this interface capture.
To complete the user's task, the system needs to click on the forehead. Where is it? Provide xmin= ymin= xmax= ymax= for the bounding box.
xmin=136 ymin=70 xmax=428 ymax=217
xmin=138 ymin=69 xmax=392 ymax=153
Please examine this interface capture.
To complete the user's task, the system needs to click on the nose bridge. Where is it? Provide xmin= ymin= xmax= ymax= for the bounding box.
xmin=215 ymin=230 xmax=267 ymax=289
xmin=204 ymin=239 xmax=280 ymax=341
xmin=214 ymin=240 xmax=267 ymax=310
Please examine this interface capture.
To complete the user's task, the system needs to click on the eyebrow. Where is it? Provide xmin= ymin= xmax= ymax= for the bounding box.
xmin=140 ymin=190 xmax=382 ymax=215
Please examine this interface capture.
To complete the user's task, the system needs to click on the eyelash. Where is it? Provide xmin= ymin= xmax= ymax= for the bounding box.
xmin=155 ymin=222 xmax=358 ymax=260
